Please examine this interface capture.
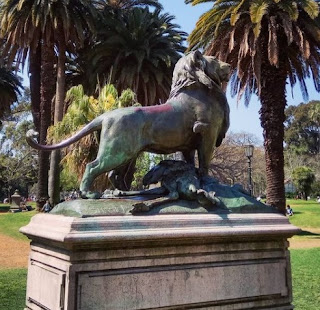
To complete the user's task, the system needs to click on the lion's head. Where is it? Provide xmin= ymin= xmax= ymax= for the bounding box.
xmin=169 ymin=51 xmax=230 ymax=99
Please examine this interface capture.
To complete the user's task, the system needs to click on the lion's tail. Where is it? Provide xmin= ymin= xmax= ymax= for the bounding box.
xmin=26 ymin=115 xmax=104 ymax=151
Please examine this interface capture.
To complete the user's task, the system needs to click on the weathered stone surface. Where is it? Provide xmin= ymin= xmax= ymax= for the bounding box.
xmin=20 ymin=212 xmax=299 ymax=310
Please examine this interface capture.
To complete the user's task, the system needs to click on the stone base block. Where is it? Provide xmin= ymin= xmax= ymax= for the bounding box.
xmin=20 ymin=213 xmax=299 ymax=310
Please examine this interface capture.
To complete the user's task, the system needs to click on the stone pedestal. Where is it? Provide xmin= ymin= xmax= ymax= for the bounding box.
xmin=20 ymin=212 xmax=299 ymax=310
xmin=10 ymin=189 xmax=22 ymax=212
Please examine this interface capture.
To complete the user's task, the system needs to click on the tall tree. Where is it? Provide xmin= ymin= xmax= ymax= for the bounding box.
xmin=0 ymin=66 xmax=22 ymax=120
xmin=285 ymin=101 xmax=320 ymax=154
xmin=0 ymin=88 xmax=38 ymax=201
xmin=186 ymin=0 xmax=320 ymax=213
xmin=0 ymin=38 xmax=23 ymax=122
xmin=74 ymin=7 xmax=186 ymax=106
xmin=292 ymin=166 xmax=315 ymax=199
xmin=104 ymin=0 xmax=162 ymax=10
xmin=1 ymin=0 xmax=99 ymax=205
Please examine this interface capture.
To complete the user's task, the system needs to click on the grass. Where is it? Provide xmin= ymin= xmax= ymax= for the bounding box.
xmin=0 ymin=208 xmax=37 ymax=241
xmin=287 ymin=199 xmax=320 ymax=229
xmin=0 ymin=268 xmax=27 ymax=310
xmin=291 ymin=248 xmax=320 ymax=310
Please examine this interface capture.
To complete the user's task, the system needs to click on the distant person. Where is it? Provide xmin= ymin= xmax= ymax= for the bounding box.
xmin=41 ymin=200 xmax=52 ymax=213
xmin=286 ymin=205 xmax=293 ymax=216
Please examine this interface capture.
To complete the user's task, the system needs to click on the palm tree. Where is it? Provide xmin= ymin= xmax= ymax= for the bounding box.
xmin=0 ymin=66 xmax=22 ymax=120
xmin=186 ymin=0 xmax=320 ymax=213
xmin=74 ymin=7 xmax=186 ymax=106
xmin=105 ymin=0 xmax=162 ymax=10
xmin=1 ymin=0 xmax=99 ymax=205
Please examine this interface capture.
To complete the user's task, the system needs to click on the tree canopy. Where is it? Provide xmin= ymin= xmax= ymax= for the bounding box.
xmin=292 ymin=166 xmax=316 ymax=199
xmin=285 ymin=101 xmax=320 ymax=155
xmin=0 ymin=88 xmax=37 ymax=200
xmin=73 ymin=7 xmax=186 ymax=106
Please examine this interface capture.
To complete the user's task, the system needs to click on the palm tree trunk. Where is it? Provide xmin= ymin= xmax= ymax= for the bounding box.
xmin=49 ymin=38 xmax=66 ymax=205
xmin=37 ymin=41 xmax=55 ymax=209
xmin=259 ymin=60 xmax=286 ymax=214
xmin=29 ymin=45 xmax=41 ymax=133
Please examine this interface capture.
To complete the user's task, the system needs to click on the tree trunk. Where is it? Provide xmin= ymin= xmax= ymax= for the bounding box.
xmin=259 ymin=60 xmax=287 ymax=214
xmin=29 ymin=45 xmax=41 ymax=133
xmin=49 ymin=37 xmax=66 ymax=206
xmin=37 ymin=41 xmax=55 ymax=209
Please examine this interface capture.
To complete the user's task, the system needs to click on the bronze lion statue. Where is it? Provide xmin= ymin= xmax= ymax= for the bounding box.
xmin=27 ymin=51 xmax=230 ymax=199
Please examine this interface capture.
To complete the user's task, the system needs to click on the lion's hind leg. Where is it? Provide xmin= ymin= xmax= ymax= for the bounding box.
xmin=80 ymin=159 xmax=103 ymax=199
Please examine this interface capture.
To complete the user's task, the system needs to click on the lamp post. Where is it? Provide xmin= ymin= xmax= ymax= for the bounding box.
xmin=244 ymin=144 xmax=254 ymax=196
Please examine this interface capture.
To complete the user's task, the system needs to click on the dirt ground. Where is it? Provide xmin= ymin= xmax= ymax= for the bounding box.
xmin=0 ymin=234 xmax=29 ymax=269
xmin=289 ymin=228 xmax=320 ymax=249
xmin=0 ymin=228 xmax=319 ymax=269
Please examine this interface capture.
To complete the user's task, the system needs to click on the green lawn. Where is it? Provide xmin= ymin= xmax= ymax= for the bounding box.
xmin=0 ymin=209 xmax=37 ymax=241
xmin=287 ymin=199 xmax=320 ymax=229
xmin=291 ymin=248 xmax=320 ymax=310
xmin=0 ymin=268 xmax=27 ymax=310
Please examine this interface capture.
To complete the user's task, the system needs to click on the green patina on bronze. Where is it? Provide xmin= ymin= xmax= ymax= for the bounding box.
xmin=50 ymin=180 xmax=277 ymax=218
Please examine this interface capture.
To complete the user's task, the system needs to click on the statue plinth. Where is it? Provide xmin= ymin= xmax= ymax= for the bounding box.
xmin=20 ymin=209 xmax=299 ymax=310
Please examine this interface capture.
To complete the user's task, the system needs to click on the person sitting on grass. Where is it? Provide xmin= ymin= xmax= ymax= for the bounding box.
xmin=286 ymin=204 xmax=293 ymax=216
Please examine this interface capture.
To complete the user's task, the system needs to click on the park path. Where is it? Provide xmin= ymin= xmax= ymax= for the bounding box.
xmin=0 ymin=228 xmax=319 ymax=269
xmin=289 ymin=228 xmax=320 ymax=249
xmin=0 ymin=234 xmax=29 ymax=269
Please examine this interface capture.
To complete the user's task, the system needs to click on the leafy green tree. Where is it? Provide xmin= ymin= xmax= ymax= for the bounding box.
xmin=74 ymin=7 xmax=186 ymax=106
xmin=49 ymin=84 xmax=138 ymax=192
xmin=292 ymin=166 xmax=316 ymax=199
xmin=285 ymin=101 xmax=320 ymax=154
xmin=131 ymin=153 xmax=164 ymax=190
xmin=0 ymin=89 xmax=37 ymax=201
xmin=186 ymin=0 xmax=320 ymax=213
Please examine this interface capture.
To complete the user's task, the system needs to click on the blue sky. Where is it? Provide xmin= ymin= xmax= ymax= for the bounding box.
xmin=161 ymin=0 xmax=319 ymax=142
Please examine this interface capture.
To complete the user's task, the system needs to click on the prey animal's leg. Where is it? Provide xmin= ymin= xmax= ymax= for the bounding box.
xmin=196 ymin=189 xmax=220 ymax=206
xmin=130 ymin=191 xmax=179 ymax=214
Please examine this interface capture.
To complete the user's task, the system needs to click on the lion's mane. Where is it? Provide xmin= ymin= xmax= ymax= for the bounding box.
xmin=169 ymin=51 xmax=229 ymax=99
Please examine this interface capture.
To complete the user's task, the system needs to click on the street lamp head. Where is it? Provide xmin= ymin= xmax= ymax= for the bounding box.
xmin=244 ymin=144 xmax=254 ymax=158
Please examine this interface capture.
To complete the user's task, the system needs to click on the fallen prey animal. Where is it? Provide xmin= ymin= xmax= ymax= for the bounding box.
xmin=103 ymin=160 xmax=220 ymax=214
xmin=26 ymin=51 xmax=230 ymax=199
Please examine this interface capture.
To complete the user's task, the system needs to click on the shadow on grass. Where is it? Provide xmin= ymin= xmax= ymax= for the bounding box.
xmin=298 ymin=229 xmax=320 ymax=237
